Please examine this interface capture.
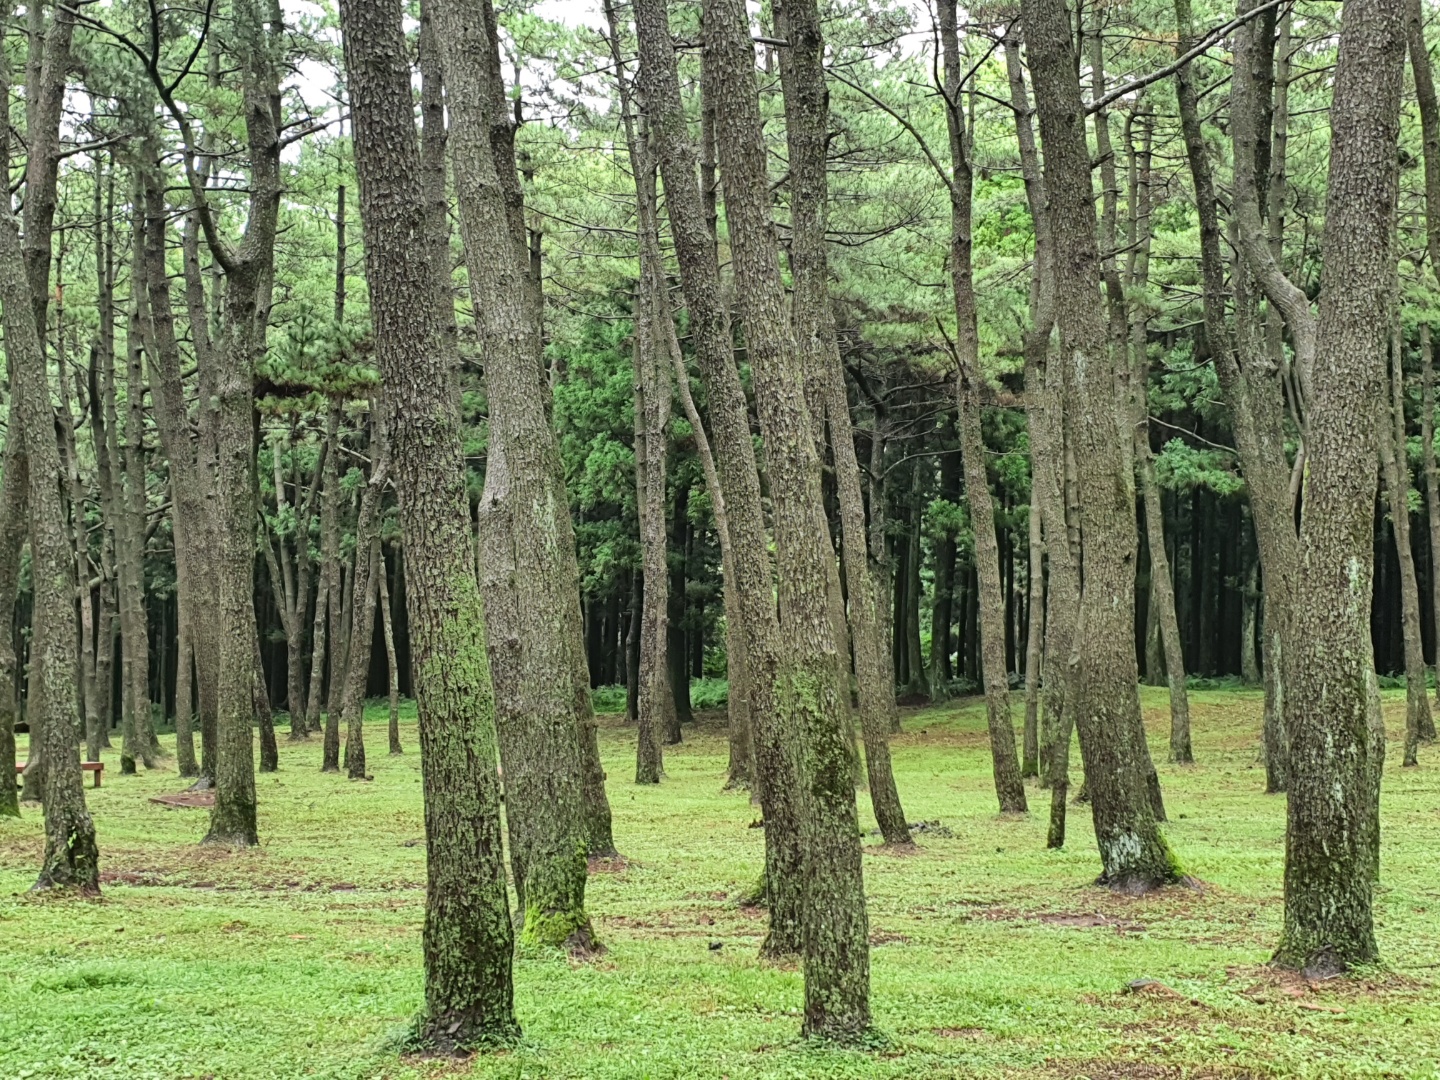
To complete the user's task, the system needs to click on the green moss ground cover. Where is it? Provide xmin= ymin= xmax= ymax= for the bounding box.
xmin=1 ymin=688 xmax=1437 ymax=1078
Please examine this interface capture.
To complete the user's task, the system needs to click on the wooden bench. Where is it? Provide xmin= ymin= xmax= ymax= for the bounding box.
xmin=14 ymin=761 xmax=103 ymax=788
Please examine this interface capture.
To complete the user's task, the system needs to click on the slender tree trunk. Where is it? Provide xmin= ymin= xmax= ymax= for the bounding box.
xmin=1380 ymin=316 xmax=1430 ymax=766
xmin=1177 ymin=0 xmax=1298 ymax=791
xmin=601 ymin=20 xmax=672 ymax=781
xmin=1022 ymin=477 xmax=1043 ymax=780
xmin=0 ymin=435 xmax=24 ymax=819
xmin=318 ymin=406 xmax=342 ymax=770
xmin=1407 ymin=0 xmax=1440 ymax=735
xmin=633 ymin=0 xmax=803 ymax=956
xmin=1273 ymin=0 xmax=1403 ymax=972
xmin=378 ymin=549 xmax=402 ymax=754
xmin=338 ymin=0 xmax=518 ymax=1044
xmin=940 ymin=0 xmax=1026 ymax=813
xmin=343 ymin=435 xmax=390 ymax=780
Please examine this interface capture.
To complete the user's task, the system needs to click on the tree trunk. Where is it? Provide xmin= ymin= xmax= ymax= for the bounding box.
xmin=1407 ymin=0 xmax=1440 ymax=735
xmin=338 ymin=0 xmax=517 ymax=1044
xmin=0 ymin=91 xmax=98 ymax=889
xmin=633 ymin=0 xmax=803 ymax=957
xmin=775 ymin=0 xmax=909 ymax=841
xmin=318 ymin=406 xmax=342 ymax=770
xmin=0 ymin=435 xmax=25 ymax=819
xmin=707 ymin=0 xmax=870 ymax=1037
xmin=1272 ymin=0 xmax=1403 ymax=973
xmin=378 ymin=549 xmax=403 ymax=754
xmin=1380 ymin=318 xmax=1429 ymax=766
xmin=432 ymin=0 xmax=597 ymax=950
xmin=1023 ymin=0 xmax=1176 ymax=890
xmin=1022 ymin=475 xmax=1043 ymax=781
xmin=940 ymin=0 xmax=1025 ymax=814
xmin=1177 ymin=0 xmax=1299 ymax=792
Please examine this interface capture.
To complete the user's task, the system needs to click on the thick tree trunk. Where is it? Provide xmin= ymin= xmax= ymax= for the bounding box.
xmin=633 ymin=0 xmax=803 ymax=956
xmin=338 ymin=0 xmax=518 ymax=1044
xmin=1 ymin=180 xmax=98 ymax=891
xmin=706 ymin=0 xmax=870 ymax=1038
xmin=1023 ymin=0 xmax=1176 ymax=890
xmin=776 ymin=0 xmax=910 ymax=843
xmin=1273 ymin=0 xmax=1403 ymax=973
xmin=432 ymin=0 xmax=596 ymax=950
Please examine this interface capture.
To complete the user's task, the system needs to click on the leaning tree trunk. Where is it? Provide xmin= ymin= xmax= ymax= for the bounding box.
xmin=1407 ymin=0 xmax=1440 ymax=737
xmin=1379 ymin=317 xmax=1428 ymax=767
xmin=1023 ymin=0 xmax=1177 ymax=890
xmin=602 ymin=20 xmax=670 ymax=784
xmin=1274 ymin=0 xmax=1404 ymax=973
xmin=707 ymin=0 xmax=870 ymax=1039
xmin=338 ymin=0 xmax=518 ymax=1046
xmin=343 ymin=440 xmax=390 ymax=781
xmin=431 ymin=0 xmax=596 ymax=950
xmin=633 ymin=0 xmax=803 ymax=957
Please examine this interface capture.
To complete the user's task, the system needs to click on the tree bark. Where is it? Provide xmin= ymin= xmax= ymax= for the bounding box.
xmin=940 ymin=0 xmax=1026 ymax=814
xmin=632 ymin=0 xmax=803 ymax=956
xmin=1124 ymin=108 xmax=1191 ymax=763
xmin=1380 ymin=315 xmax=1429 ymax=766
xmin=1178 ymin=0 xmax=1298 ymax=790
xmin=378 ymin=548 xmax=402 ymax=754
xmin=0 ymin=134 xmax=98 ymax=891
xmin=706 ymin=0 xmax=870 ymax=1037
xmin=431 ymin=0 xmax=597 ymax=950
xmin=1023 ymin=0 xmax=1177 ymax=889
xmin=1273 ymin=0 xmax=1404 ymax=973
xmin=338 ymin=0 xmax=518 ymax=1044
xmin=776 ymin=0 xmax=911 ymax=842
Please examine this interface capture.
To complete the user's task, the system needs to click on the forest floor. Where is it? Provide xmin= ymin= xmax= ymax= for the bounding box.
xmin=2 ymin=688 xmax=1438 ymax=1079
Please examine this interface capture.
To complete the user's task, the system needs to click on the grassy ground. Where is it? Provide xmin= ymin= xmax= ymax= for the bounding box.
xmin=2 ymin=689 xmax=1437 ymax=1080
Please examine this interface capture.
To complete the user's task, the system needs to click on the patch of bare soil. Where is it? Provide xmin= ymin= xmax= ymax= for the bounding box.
xmin=1227 ymin=964 xmax=1427 ymax=1008
xmin=868 ymin=930 xmax=911 ymax=946
xmin=150 ymin=790 xmax=215 ymax=809
xmin=588 ymin=855 xmax=629 ymax=874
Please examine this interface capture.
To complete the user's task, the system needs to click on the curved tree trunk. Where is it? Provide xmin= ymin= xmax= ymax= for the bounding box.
xmin=708 ymin=0 xmax=870 ymax=1038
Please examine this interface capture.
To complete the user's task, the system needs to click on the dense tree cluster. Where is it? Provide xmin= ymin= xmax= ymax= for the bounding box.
xmin=1 ymin=0 xmax=1432 ymax=1047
